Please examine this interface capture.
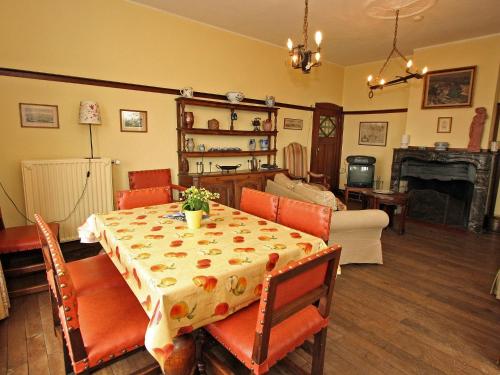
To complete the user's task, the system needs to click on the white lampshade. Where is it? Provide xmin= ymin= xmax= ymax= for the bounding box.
xmin=79 ymin=101 xmax=101 ymax=125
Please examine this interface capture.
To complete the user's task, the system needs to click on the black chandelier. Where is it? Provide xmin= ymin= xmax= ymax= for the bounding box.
xmin=286 ymin=0 xmax=322 ymax=73
xmin=367 ymin=9 xmax=428 ymax=98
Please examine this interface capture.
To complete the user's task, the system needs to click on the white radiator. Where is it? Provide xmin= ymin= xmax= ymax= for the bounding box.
xmin=21 ymin=158 xmax=114 ymax=242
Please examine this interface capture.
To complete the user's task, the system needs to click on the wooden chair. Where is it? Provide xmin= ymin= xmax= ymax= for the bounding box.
xmin=202 ymin=244 xmax=342 ymax=374
xmin=283 ymin=143 xmax=330 ymax=190
xmin=0 ymin=207 xmax=59 ymax=297
xmin=277 ymin=197 xmax=332 ymax=242
xmin=239 ymin=188 xmax=279 ymax=222
xmin=34 ymin=214 xmax=157 ymax=374
xmin=115 ymin=187 xmax=172 ymax=210
xmin=128 ymin=168 xmax=186 ymax=199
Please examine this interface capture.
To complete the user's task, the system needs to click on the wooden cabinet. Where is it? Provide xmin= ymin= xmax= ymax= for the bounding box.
xmin=179 ymin=169 xmax=286 ymax=209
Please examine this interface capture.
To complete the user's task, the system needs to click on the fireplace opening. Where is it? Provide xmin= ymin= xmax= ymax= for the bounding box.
xmin=400 ymin=159 xmax=476 ymax=228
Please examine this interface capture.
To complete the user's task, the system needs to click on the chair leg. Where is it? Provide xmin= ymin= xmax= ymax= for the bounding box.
xmin=311 ymin=327 xmax=328 ymax=375
xmin=196 ymin=329 xmax=207 ymax=375
xmin=62 ymin=335 xmax=73 ymax=374
xmin=50 ymin=291 xmax=60 ymax=335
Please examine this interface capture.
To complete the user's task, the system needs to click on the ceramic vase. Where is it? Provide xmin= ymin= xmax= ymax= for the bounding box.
xmin=265 ymin=95 xmax=275 ymax=107
xmin=248 ymin=139 xmax=256 ymax=151
xmin=186 ymin=138 xmax=195 ymax=152
xmin=262 ymin=119 xmax=273 ymax=131
xmin=259 ymin=139 xmax=269 ymax=150
xmin=185 ymin=210 xmax=203 ymax=230
xmin=183 ymin=112 xmax=194 ymax=128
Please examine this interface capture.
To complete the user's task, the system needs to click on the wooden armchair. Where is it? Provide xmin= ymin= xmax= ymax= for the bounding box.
xmin=283 ymin=143 xmax=330 ymax=190
xmin=34 ymin=214 xmax=157 ymax=374
xmin=239 ymin=188 xmax=279 ymax=222
xmin=201 ymin=244 xmax=342 ymax=374
xmin=128 ymin=168 xmax=186 ymax=200
xmin=115 ymin=187 xmax=172 ymax=210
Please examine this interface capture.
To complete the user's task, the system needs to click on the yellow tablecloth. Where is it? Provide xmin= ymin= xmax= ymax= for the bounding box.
xmin=83 ymin=202 xmax=326 ymax=369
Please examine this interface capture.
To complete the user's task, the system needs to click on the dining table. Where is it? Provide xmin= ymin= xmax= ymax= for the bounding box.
xmin=79 ymin=201 xmax=328 ymax=374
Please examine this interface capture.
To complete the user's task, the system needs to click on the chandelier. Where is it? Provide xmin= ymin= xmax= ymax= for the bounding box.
xmin=367 ymin=9 xmax=428 ymax=98
xmin=286 ymin=0 xmax=322 ymax=73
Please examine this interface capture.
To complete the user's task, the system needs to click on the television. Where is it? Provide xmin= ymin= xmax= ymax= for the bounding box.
xmin=346 ymin=155 xmax=376 ymax=187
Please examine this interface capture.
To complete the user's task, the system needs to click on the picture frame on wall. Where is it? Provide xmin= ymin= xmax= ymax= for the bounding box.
xmin=358 ymin=121 xmax=388 ymax=146
xmin=421 ymin=66 xmax=476 ymax=109
xmin=120 ymin=109 xmax=147 ymax=132
xmin=283 ymin=118 xmax=303 ymax=130
xmin=437 ymin=117 xmax=452 ymax=133
xmin=19 ymin=103 xmax=59 ymax=129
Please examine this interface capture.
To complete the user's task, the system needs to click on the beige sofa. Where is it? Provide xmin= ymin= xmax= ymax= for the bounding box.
xmin=266 ymin=177 xmax=389 ymax=265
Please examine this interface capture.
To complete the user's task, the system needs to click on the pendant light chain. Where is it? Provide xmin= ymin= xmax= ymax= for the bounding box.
xmin=303 ymin=0 xmax=309 ymax=50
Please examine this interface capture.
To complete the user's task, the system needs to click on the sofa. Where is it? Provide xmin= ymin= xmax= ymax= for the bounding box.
xmin=265 ymin=175 xmax=389 ymax=265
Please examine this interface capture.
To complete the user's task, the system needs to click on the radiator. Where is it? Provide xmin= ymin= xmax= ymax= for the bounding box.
xmin=21 ymin=158 xmax=114 ymax=242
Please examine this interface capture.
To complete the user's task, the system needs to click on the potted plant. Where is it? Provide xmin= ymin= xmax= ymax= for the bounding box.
xmin=181 ymin=186 xmax=220 ymax=229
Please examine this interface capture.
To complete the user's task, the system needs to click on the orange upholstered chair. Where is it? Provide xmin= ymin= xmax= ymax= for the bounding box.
xmin=239 ymin=188 xmax=279 ymax=222
xmin=203 ymin=244 xmax=342 ymax=375
xmin=115 ymin=187 xmax=171 ymax=210
xmin=277 ymin=197 xmax=332 ymax=242
xmin=128 ymin=168 xmax=186 ymax=199
xmin=0 ymin=207 xmax=60 ymax=296
xmin=34 ymin=214 xmax=154 ymax=374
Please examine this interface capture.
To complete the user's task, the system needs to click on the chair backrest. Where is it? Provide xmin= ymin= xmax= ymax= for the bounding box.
xmin=239 ymin=188 xmax=279 ymax=222
xmin=252 ymin=244 xmax=342 ymax=364
xmin=115 ymin=187 xmax=172 ymax=210
xmin=0 ymin=207 xmax=4 ymax=231
xmin=277 ymin=197 xmax=332 ymax=242
xmin=128 ymin=168 xmax=172 ymax=190
xmin=284 ymin=142 xmax=308 ymax=179
xmin=34 ymin=214 xmax=88 ymax=371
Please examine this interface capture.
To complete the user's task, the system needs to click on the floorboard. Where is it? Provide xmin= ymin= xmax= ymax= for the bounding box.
xmin=0 ymin=221 xmax=498 ymax=374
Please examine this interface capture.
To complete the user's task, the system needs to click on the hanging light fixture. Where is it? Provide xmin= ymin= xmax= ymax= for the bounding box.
xmin=287 ymin=0 xmax=322 ymax=73
xmin=367 ymin=9 xmax=428 ymax=98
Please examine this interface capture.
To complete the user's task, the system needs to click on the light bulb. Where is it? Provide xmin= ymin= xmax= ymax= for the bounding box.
xmin=315 ymin=31 xmax=322 ymax=46
xmin=367 ymin=75 xmax=373 ymax=82
xmin=292 ymin=54 xmax=298 ymax=63
xmin=406 ymin=59 xmax=413 ymax=68
xmin=422 ymin=66 xmax=428 ymax=74
xmin=287 ymin=38 xmax=293 ymax=51
xmin=315 ymin=52 xmax=321 ymax=62
xmin=379 ymin=78 xmax=386 ymax=85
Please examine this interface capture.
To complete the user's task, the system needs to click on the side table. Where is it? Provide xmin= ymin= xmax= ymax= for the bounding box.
xmin=344 ymin=185 xmax=373 ymax=208
xmin=366 ymin=191 xmax=409 ymax=235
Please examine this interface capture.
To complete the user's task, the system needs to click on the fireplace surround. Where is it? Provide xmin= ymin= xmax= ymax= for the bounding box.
xmin=390 ymin=148 xmax=497 ymax=232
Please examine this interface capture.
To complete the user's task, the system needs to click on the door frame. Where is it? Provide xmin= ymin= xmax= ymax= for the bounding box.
xmin=311 ymin=102 xmax=344 ymax=190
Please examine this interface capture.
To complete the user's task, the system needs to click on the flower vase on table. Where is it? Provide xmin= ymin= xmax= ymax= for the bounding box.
xmin=181 ymin=186 xmax=220 ymax=230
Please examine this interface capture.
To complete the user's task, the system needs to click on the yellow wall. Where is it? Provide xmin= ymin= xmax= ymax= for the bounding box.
xmin=0 ymin=0 xmax=343 ymax=227
xmin=406 ymin=35 xmax=500 ymax=148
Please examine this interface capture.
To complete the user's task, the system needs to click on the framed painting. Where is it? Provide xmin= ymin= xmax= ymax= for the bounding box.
xmin=437 ymin=117 xmax=452 ymax=133
xmin=422 ymin=66 xmax=476 ymax=109
xmin=358 ymin=122 xmax=388 ymax=146
xmin=283 ymin=118 xmax=303 ymax=130
xmin=120 ymin=109 xmax=147 ymax=132
xmin=19 ymin=103 xmax=59 ymax=129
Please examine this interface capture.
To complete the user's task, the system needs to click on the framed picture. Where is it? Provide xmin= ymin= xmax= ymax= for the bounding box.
xmin=19 ymin=103 xmax=59 ymax=129
xmin=437 ymin=117 xmax=452 ymax=133
xmin=283 ymin=118 xmax=303 ymax=130
xmin=120 ymin=109 xmax=147 ymax=132
xmin=358 ymin=122 xmax=388 ymax=146
xmin=422 ymin=66 xmax=476 ymax=109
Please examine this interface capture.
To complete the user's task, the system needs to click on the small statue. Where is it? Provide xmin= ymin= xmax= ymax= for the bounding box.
xmin=467 ymin=107 xmax=487 ymax=152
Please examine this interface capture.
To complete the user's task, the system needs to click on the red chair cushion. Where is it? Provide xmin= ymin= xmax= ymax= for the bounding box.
xmin=67 ymin=254 xmax=126 ymax=296
xmin=205 ymin=302 xmax=328 ymax=374
xmin=0 ymin=222 xmax=59 ymax=253
xmin=240 ymin=189 xmax=279 ymax=222
xmin=77 ymin=284 xmax=149 ymax=368
xmin=116 ymin=187 xmax=171 ymax=210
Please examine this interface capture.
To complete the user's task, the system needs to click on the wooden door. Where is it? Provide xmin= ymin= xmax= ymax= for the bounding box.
xmin=310 ymin=103 xmax=343 ymax=190
xmin=233 ymin=175 xmax=264 ymax=209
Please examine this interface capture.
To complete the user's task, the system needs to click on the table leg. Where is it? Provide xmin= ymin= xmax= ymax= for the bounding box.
xmin=164 ymin=334 xmax=196 ymax=375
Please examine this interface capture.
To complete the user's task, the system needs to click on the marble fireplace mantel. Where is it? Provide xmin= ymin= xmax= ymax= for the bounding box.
xmin=390 ymin=148 xmax=497 ymax=232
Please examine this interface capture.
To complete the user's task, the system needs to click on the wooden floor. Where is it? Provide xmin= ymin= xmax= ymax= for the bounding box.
xmin=0 ymin=221 xmax=499 ymax=374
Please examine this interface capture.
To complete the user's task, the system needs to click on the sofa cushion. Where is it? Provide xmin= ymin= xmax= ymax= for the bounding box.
xmin=293 ymin=183 xmax=338 ymax=211
xmin=273 ymin=173 xmax=299 ymax=190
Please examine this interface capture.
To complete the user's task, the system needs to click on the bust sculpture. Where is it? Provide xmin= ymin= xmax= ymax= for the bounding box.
xmin=467 ymin=107 xmax=487 ymax=152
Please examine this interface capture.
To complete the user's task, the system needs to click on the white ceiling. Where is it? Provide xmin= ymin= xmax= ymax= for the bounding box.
xmin=130 ymin=0 xmax=500 ymax=66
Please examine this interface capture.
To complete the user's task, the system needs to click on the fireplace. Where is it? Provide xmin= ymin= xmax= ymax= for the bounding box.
xmin=391 ymin=148 xmax=496 ymax=232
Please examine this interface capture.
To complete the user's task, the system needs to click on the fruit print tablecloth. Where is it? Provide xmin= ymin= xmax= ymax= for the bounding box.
xmin=80 ymin=202 xmax=327 ymax=371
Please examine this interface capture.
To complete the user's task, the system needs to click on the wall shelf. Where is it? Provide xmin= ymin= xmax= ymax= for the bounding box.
xmin=177 ymin=128 xmax=278 ymax=136
xmin=178 ymin=150 xmax=277 ymax=157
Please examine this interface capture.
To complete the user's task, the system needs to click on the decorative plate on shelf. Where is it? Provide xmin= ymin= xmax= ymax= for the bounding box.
xmin=372 ymin=189 xmax=395 ymax=194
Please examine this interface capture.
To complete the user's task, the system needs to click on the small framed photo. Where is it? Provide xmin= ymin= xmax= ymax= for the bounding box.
xmin=358 ymin=122 xmax=388 ymax=146
xmin=284 ymin=118 xmax=303 ymax=130
xmin=437 ymin=117 xmax=452 ymax=133
xmin=120 ymin=109 xmax=147 ymax=132
xmin=19 ymin=103 xmax=59 ymax=129
xmin=422 ymin=66 xmax=476 ymax=109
